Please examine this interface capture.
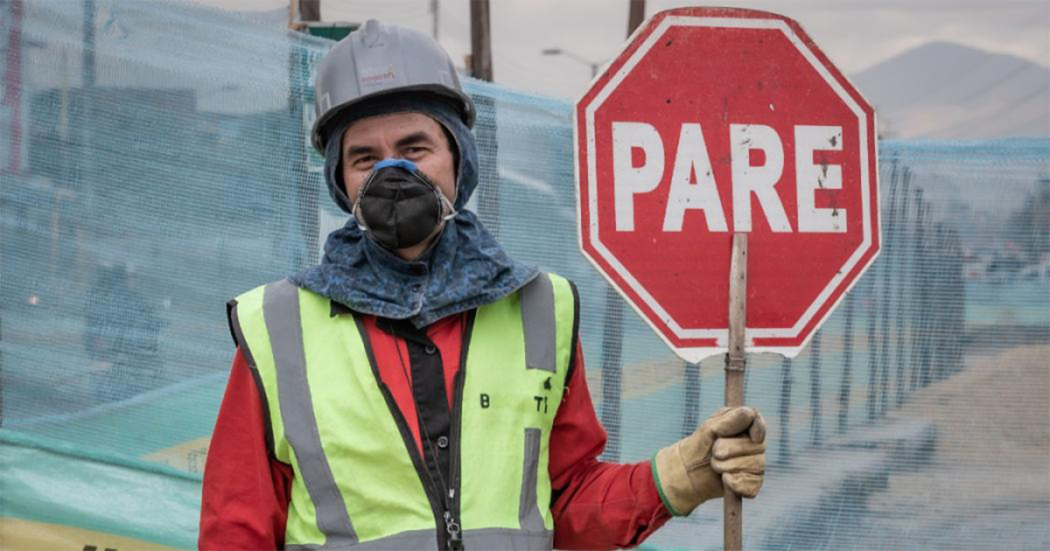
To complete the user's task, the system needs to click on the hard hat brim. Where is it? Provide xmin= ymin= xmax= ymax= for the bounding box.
xmin=310 ymin=85 xmax=476 ymax=154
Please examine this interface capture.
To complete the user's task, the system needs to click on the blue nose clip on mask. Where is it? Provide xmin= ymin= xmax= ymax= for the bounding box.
xmin=353 ymin=158 xmax=457 ymax=251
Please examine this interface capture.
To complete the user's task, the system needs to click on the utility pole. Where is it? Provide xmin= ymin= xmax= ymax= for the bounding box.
xmin=3 ymin=0 xmax=25 ymax=174
xmin=469 ymin=0 xmax=493 ymax=81
xmin=288 ymin=0 xmax=300 ymax=31
xmin=300 ymin=0 xmax=320 ymax=22
xmin=79 ymin=0 xmax=97 ymax=266
xmin=83 ymin=0 xmax=96 ymax=87
xmin=289 ymin=0 xmax=320 ymax=32
xmin=430 ymin=0 xmax=439 ymax=40
xmin=0 ymin=0 xmax=28 ymax=426
xmin=627 ymin=0 xmax=646 ymax=35
xmin=470 ymin=0 xmax=500 ymax=238
xmin=289 ymin=0 xmax=321 ymax=269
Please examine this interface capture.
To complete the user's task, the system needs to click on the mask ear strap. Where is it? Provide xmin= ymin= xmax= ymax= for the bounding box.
xmin=409 ymin=165 xmax=457 ymax=221
xmin=352 ymin=201 xmax=370 ymax=232
xmin=438 ymin=190 xmax=457 ymax=221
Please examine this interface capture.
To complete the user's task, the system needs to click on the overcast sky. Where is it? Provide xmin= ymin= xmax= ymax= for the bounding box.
xmin=189 ymin=0 xmax=1050 ymax=101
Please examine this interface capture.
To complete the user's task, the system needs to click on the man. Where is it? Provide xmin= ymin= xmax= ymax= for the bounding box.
xmin=199 ymin=20 xmax=766 ymax=550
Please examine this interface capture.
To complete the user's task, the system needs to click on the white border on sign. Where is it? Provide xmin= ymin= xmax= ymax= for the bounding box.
xmin=581 ymin=15 xmax=874 ymax=353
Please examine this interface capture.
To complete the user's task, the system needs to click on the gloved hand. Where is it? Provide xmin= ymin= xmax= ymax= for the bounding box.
xmin=653 ymin=407 xmax=767 ymax=516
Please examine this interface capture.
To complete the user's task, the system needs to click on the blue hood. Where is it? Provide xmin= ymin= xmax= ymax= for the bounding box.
xmin=289 ymin=94 xmax=538 ymax=327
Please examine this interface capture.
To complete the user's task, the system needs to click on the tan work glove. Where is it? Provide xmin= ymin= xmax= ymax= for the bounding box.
xmin=653 ymin=407 xmax=767 ymax=516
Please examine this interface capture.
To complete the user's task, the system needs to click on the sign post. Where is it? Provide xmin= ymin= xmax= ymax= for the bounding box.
xmin=724 ymin=233 xmax=748 ymax=549
xmin=573 ymin=7 xmax=880 ymax=549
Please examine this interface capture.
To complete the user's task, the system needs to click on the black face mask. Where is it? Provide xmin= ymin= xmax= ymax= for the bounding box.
xmin=353 ymin=159 xmax=456 ymax=251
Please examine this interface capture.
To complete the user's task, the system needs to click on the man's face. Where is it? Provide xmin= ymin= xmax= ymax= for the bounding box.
xmin=340 ymin=112 xmax=456 ymax=206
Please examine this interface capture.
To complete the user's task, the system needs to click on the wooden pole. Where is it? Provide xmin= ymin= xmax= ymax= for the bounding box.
xmin=599 ymin=285 xmax=625 ymax=461
xmin=288 ymin=0 xmax=300 ymax=31
xmin=469 ymin=0 xmax=493 ymax=81
xmin=469 ymin=0 xmax=500 ymax=239
xmin=777 ymin=357 xmax=793 ymax=465
xmin=627 ymin=0 xmax=646 ymax=36
xmin=300 ymin=0 xmax=320 ymax=23
xmin=287 ymin=0 xmax=320 ymax=270
xmin=893 ymin=169 xmax=912 ymax=407
xmin=909 ymin=189 xmax=928 ymax=391
xmin=724 ymin=233 xmax=747 ymax=550
xmin=808 ymin=332 xmax=823 ymax=446
xmin=288 ymin=0 xmax=319 ymax=32
xmin=838 ymin=293 xmax=855 ymax=434
xmin=4 ymin=0 xmax=25 ymax=174
xmin=430 ymin=0 xmax=439 ymax=40
xmin=878 ymin=162 xmax=901 ymax=416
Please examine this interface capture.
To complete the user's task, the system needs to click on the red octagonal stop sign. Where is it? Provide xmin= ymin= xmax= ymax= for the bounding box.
xmin=575 ymin=7 xmax=880 ymax=362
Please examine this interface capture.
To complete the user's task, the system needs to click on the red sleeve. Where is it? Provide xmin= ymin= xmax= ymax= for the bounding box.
xmin=199 ymin=348 xmax=293 ymax=550
xmin=549 ymin=341 xmax=673 ymax=550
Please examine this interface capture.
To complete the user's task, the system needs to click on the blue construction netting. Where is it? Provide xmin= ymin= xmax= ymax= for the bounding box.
xmin=1 ymin=1 xmax=1048 ymax=549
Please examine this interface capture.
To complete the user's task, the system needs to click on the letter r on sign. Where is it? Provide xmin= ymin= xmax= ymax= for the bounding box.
xmin=731 ymin=124 xmax=792 ymax=233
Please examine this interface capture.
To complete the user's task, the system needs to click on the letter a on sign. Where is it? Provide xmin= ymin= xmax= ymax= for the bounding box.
xmin=663 ymin=124 xmax=727 ymax=232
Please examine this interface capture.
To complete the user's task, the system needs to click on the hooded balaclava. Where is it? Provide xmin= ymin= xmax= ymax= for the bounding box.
xmin=289 ymin=93 xmax=538 ymax=327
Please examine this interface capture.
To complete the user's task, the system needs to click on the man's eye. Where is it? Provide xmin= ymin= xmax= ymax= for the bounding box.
xmin=404 ymin=147 xmax=427 ymax=157
xmin=354 ymin=156 xmax=377 ymax=168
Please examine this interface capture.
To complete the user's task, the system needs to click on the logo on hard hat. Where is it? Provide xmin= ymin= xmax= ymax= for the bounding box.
xmin=360 ymin=65 xmax=399 ymax=88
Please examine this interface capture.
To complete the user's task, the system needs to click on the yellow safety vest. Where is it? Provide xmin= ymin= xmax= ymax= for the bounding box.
xmin=227 ymin=273 xmax=578 ymax=550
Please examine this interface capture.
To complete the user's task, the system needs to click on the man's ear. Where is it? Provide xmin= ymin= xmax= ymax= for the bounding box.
xmin=333 ymin=155 xmax=355 ymax=209
xmin=439 ymin=124 xmax=460 ymax=182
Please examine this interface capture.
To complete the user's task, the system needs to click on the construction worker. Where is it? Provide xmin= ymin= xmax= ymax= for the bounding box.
xmin=199 ymin=20 xmax=766 ymax=550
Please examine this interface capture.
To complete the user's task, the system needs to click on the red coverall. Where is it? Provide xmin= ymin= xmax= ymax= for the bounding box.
xmin=199 ymin=311 xmax=671 ymax=550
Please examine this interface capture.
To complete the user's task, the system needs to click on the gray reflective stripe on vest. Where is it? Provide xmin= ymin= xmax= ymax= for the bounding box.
xmin=519 ymin=428 xmax=545 ymax=531
xmin=461 ymin=528 xmax=554 ymax=550
xmin=520 ymin=273 xmax=556 ymax=373
xmin=286 ymin=529 xmax=438 ymax=550
xmin=287 ymin=528 xmax=550 ymax=551
xmin=263 ymin=280 xmax=358 ymax=546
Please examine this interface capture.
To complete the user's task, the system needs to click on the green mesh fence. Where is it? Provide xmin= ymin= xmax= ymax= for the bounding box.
xmin=1 ymin=1 xmax=1048 ymax=549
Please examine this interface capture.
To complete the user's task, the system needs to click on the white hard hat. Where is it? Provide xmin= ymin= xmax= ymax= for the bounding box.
xmin=310 ymin=19 xmax=476 ymax=153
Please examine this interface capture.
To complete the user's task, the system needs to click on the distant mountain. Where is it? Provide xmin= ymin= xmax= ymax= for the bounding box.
xmin=851 ymin=41 xmax=1049 ymax=139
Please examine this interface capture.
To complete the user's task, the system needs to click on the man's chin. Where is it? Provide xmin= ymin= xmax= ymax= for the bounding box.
xmin=391 ymin=223 xmax=447 ymax=261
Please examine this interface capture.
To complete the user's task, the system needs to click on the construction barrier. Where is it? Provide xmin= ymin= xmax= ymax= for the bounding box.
xmin=2 ymin=1 xmax=1047 ymax=549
